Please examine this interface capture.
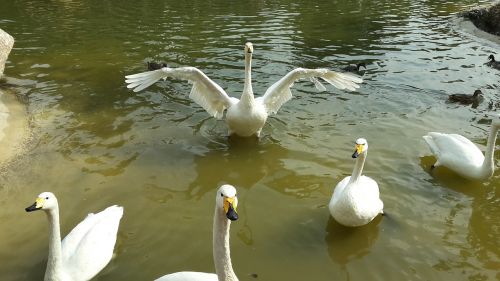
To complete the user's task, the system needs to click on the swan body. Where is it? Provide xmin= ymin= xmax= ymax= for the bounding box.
xmin=448 ymin=90 xmax=483 ymax=105
xmin=125 ymin=42 xmax=363 ymax=137
xmin=329 ymin=138 xmax=383 ymax=227
xmin=25 ymin=192 xmax=123 ymax=281
xmin=423 ymin=118 xmax=500 ymax=180
xmin=486 ymin=54 xmax=500 ymax=70
xmin=155 ymin=184 xmax=239 ymax=281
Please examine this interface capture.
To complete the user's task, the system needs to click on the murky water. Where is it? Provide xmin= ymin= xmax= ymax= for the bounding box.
xmin=0 ymin=0 xmax=499 ymax=280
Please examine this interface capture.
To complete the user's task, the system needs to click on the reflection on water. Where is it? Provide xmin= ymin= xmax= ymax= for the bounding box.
xmin=0 ymin=0 xmax=499 ymax=280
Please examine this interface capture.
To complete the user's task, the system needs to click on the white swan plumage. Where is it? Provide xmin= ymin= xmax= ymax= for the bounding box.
xmin=155 ymin=184 xmax=239 ymax=281
xmin=125 ymin=42 xmax=363 ymax=137
xmin=423 ymin=117 xmax=500 ymax=180
xmin=329 ymin=138 xmax=384 ymax=227
xmin=25 ymin=192 xmax=123 ymax=281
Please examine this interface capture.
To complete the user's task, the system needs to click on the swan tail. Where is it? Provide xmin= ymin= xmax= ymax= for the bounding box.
xmin=125 ymin=70 xmax=166 ymax=92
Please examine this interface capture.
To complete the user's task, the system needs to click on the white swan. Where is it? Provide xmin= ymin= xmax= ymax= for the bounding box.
xmin=423 ymin=118 xmax=500 ymax=180
xmin=125 ymin=42 xmax=363 ymax=137
xmin=25 ymin=192 xmax=124 ymax=281
xmin=329 ymin=138 xmax=384 ymax=227
xmin=155 ymin=184 xmax=239 ymax=281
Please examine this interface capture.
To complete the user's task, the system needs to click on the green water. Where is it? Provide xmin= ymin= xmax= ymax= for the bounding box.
xmin=0 ymin=0 xmax=499 ymax=280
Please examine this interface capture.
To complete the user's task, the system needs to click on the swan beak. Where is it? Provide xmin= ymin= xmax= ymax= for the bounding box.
xmin=352 ymin=144 xmax=363 ymax=158
xmin=224 ymin=197 xmax=238 ymax=221
xmin=25 ymin=197 xmax=44 ymax=212
xmin=245 ymin=42 xmax=253 ymax=54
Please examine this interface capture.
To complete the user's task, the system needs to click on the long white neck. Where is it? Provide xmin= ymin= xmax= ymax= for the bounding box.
xmin=44 ymin=207 xmax=63 ymax=281
xmin=348 ymin=151 xmax=367 ymax=185
xmin=241 ymin=51 xmax=254 ymax=106
xmin=481 ymin=123 xmax=500 ymax=178
xmin=213 ymin=208 xmax=238 ymax=281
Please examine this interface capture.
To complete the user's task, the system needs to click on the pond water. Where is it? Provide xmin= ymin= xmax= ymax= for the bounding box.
xmin=0 ymin=0 xmax=499 ymax=280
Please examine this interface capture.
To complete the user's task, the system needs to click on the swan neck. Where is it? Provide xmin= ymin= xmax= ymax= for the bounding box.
xmin=45 ymin=207 xmax=63 ymax=281
xmin=349 ymin=152 xmax=366 ymax=185
xmin=241 ymin=52 xmax=254 ymax=105
xmin=213 ymin=208 xmax=238 ymax=281
xmin=482 ymin=124 xmax=499 ymax=176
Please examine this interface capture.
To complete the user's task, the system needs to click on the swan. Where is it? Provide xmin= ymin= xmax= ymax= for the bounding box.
xmin=125 ymin=42 xmax=363 ymax=137
xmin=155 ymin=184 xmax=239 ymax=281
xmin=423 ymin=117 xmax=500 ymax=180
xmin=25 ymin=192 xmax=124 ymax=281
xmin=329 ymin=138 xmax=384 ymax=227
xmin=448 ymin=89 xmax=483 ymax=105
xmin=486 ymin=54 xmax=500 ymax=70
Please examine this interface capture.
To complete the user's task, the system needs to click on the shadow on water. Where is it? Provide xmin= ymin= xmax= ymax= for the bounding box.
xmin=324 ymin=215 xmax=382 ymax=267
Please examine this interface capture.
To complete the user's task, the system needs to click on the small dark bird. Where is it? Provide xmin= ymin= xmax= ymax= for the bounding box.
xmin=448 ymin=89 xmax=484 ymax=107
xmin=343 ymin=62 xmax=367 ymax=72
xmin=485 ymin=55 xmax=500 ymax=70
xmin=147 ymin=61 xmax=168 ymax=71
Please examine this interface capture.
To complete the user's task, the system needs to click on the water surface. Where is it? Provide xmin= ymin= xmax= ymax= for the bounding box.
xmin=0 ymin=0 xmax=499 ymax=280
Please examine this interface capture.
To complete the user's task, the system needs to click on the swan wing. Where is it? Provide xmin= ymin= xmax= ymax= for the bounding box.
xmin=155 ymin=271 xmax=218 ymax=281
xmin=61 ymin=205 xmax=124 ymax=281
xmin=424 ymin=132 xmax=484 ymax=166
xmin=125 ymin=67 xmax=234 ymax=119
xmin=259 ymin=68 xmax=362 ymax=114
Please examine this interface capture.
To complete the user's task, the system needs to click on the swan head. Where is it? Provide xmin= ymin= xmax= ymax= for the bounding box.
xmin=216 ymin=184 xmax=238 ymax=221
xmin=25 ymin=192 xmax=58 ymax=212
xmin=488 ymin=54 xmax=495 ymax=62
xmin=244 ymin=42 xmax=253 ymax=54
xmin=352 ymin=138 xmax=368 ymax=158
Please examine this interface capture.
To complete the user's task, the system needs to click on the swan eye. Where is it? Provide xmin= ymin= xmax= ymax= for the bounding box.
xmin=45 ymin=197 xmax=49 ymax=200
xmin=220 ymin=193 xmax=224 ymax=197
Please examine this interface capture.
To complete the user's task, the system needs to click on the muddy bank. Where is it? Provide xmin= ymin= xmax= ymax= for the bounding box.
xmin=460 ymin=2 xmax=500 ymax=36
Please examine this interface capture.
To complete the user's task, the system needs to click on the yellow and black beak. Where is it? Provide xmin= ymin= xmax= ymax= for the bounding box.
xmin=352 ymin=144 xmax=364 ymax=158
xmin=223 ymin=197 xmax=238 ymax=221
xmin=25 ymin=197 xmax=44 ymax=212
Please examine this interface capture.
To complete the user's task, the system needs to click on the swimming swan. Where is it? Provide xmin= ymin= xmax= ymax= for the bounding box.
xmin=125 ymin=42 xmax=363 ymax=137
xmin=423 ymin=118 xmax=500 ymax=180
xmin=25 ymin=192 xmax=123 ymax=281
xmin=155 ymin=184 xmax=239 ymax=281
xmin=329 ymin=138 xmax=384 ymax=227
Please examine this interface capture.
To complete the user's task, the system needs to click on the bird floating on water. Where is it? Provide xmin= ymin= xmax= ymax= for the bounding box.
xmin=329 ymin=138 xmax=384 ymax=227
xmin=147 ymin=61 xmax=168 ymax=71
xmin=125 ymin=42 xmax=363 ymax=137
xmin=486 ymin=54 xmax=500 ymax=70
xmin=423 ymin=117 xmax=500 ymax=180
xmin=342 ymin=62 xmax=367 ymax=73
xmin=155 ymin=184 xmax=239 ymax=281
xmin=448 ymin=89 xmax=483 ymax=107
xmin=25 ymin=192 xmax=123 ymax=281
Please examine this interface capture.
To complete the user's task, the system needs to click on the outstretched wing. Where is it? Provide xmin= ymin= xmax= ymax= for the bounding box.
xmin=125 ymin=67 xmax=235 ymax=119
xmin=62 ymin=205 xmax=124 ymax=281
xmin=258 ymin=68 xmax=363 ymax=114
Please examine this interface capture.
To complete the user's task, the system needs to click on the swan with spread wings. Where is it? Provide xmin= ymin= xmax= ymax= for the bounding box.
xmin=125 ymin=42 xmax=362 ymax=137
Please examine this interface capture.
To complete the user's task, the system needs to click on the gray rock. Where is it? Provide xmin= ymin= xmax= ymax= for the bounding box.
xmin=0 ymin=28 xmax=14 ymax=77
xmin=460 ymin=2 xmax=500 ymax=36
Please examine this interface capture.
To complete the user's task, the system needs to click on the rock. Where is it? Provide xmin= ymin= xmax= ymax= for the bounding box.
xmin=0 ymin=29 xmax=14 ymax=78
xmin=460 ymin=2 xmax=500 ymax=36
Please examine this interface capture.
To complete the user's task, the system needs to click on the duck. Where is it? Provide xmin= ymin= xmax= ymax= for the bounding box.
xmin=329 ymin=138 xmax=384 ymax=227
xmin=155 ymin=184 xmax=239 ymax=281
xmin=147 ymin=61 xmax=168 ymax=71
xmin=448 ymin=89 xmax=483 ymax=106
xmin=25 ymin=192 xmax=123 ymax=281
xmin=486 ymin=55 xmax=500 ymax=70
xmin=125 ymin=42 xmax=362 ymax=137
xmin=342 ymin=62 xmax=366 ymax=73
xmin=423 ymin=117 xmax=500 ymax=180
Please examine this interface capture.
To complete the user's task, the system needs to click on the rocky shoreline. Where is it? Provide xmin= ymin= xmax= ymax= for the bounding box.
xmin=460 ymin=2 xmax=500 ymax=36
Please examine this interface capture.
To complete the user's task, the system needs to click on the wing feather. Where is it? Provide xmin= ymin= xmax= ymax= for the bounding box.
xmin=125 ymin=67 xmax=234 ymax=119
xmin=62 ymin=205 xmax=123 ymax=281
xmin=261 ymin=68 xmax=362 ymax=114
